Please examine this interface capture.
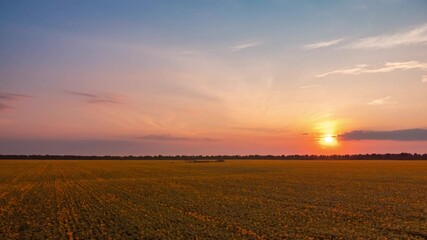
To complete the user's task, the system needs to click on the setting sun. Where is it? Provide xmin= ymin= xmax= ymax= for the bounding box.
xmin=320 ymin=135 xmax=338 ymax=146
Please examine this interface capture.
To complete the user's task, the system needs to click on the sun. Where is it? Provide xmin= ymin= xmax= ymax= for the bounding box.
xmin=320 ymin=134 xmax=338 ymax=146
xmin=323 ymin=135 xmax=334 ymax=143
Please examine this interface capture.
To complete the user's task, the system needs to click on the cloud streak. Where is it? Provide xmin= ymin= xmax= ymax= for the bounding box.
xmin=68 ymin=91 xmax=121 ymax=104
xmin=138 ymin=134 xmax=219 ymax=142
xmin=367 ymin=96 xmax=397 ymax=105
xmin=422 ymin=75 xmax=427 ymax=83
xmin=339 ymin=129 xmax=427 ymax=141
xmin=343 ymin=23 xmax=427 ymax=49
xmin=231 ymin=41 xmax=262 ymax=51
xmin=0 ymin=93 xmax=32 ymax=100
xmin=303 ymin=38 xmax=344 ymax=50
xmin=0 ymin=93 xmax=31 ymax=111
xmin=317 ymin=61 xmax=427 ymax=78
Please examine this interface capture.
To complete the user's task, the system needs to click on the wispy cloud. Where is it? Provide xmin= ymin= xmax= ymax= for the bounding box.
xmin=422 ymin=75 xmax=427 ymax=83
xmin=317 ymin=61 xmax=427 ymax=78
xmin=367 ymin=96 xmax=397 ymax=105
xmin=0 ymin=93 xmax=31 ymax=111
xmin=67 ymin=91 xmax=121 ymax=104
xmin=138 ymin=134 xmax=219 ymax=142
xmin=343 ymin=23 xmax=427 ymax=49
xmin=0 ymin=93 xmax=31 ymax=100
xmin=303 ymin=38 xmax=344 ymax=50
xmin=231 ymin=41 xmax=262 ymax=51
xmin=339 ymin=129 xmax=427 ymax=141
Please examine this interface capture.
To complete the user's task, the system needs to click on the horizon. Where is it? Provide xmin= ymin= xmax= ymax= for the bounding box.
xmin=1 ymin=152 xmax=427 ymax=158
xmin=1 ymin=0 xmax=427 ymax=155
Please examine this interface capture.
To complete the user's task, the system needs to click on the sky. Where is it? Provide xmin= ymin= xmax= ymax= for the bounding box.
xmin=1 ymin=0 xmax=427 ymax=155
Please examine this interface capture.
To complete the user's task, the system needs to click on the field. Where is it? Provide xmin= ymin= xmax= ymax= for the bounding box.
xmin=0 ymin=160 xmax=426 ymax=239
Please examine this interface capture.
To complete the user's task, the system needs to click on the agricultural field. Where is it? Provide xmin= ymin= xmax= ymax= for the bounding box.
xmin=0 ymin=160 xmax=426 ymax=239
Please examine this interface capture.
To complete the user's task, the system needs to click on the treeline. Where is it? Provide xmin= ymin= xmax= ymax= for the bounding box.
xmin=0 ymin=153 xmax=427 ymax=160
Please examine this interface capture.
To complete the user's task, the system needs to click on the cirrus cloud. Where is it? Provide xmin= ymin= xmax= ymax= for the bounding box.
xmin=67 ymin=91 xmax=122 ymax=104
xmin=343 ymin=23 xmax=427 ymax=49
xmin=303 ymin=38 xmax=344 ymax=50
xmin=231 ymin=41 xmax=263 ymax=51
xmin=367 ymin=96 xmax=397 ymax=106
xmin=316 ymin=61 xmax=427 ymax=78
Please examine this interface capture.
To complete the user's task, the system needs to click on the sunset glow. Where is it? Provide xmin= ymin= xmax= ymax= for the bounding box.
xmin=320 ymin=135 xmax=338 ymax=147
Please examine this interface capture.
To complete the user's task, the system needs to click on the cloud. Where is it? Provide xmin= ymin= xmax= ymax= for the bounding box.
xmin=231 ymin=41 xmax=262 ymax=51
xmin=67 ymin=91 xmax=121 ymax=104
xmin=303 ymin=38 xmax=344 ymax=50
xmin=316 ymin=61 xmax=427 ymax=78
xmin=343 ymin=23 xmax=427 ymax=49
xmin=367 ymin=96 xmax=397 ymax=105
xmin=339 ymin=129 xmax=427 ymax=141
xmin=422 ymin=75 xmax=427 ymax=83
xmin=0 ymin=93 xmax=32 ymax=100
xmin=0 ymin=93 xmax=31 ymax=111
xmin=138 ymin=134 xmax=219 ymax=142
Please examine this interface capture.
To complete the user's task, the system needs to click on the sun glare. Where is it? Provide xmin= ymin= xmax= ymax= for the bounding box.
xmin=320 ymin=134 xmax=338 ymax=146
